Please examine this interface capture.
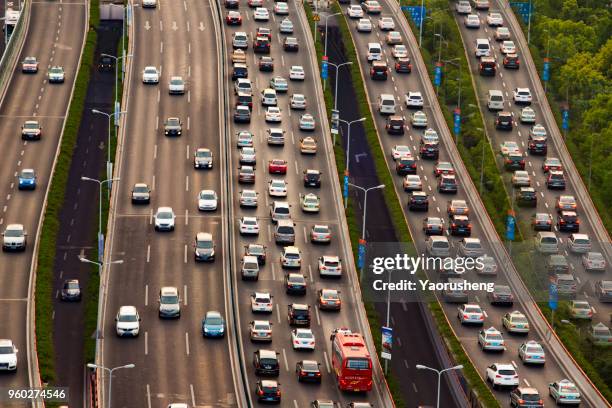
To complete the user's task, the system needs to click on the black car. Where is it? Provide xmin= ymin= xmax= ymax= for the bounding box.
xmin=419 ymin=142 xmax=439 ymax=159
xmin=479 ymin=56 xmax=496 ymax=76
xmin=487 ymin=284 xmax=514 ymax=306
xmin=164 ymin=117 xmax=182 ymax=136
xmin=527 ymin=135 xmax=547 ymax=155
xmin=558 ymin=211 xmax=580 ymax=232
xmin=283 ymin=37 xmax=299 ymax=52
xmin=224 ymin=0 xmax=239 ymax=8
xmin=546 ymin=171 xmax=566 ymax=190
xmin=253 ymin=349 xmax=280 ymax=376
xmin=288 ymin=303 xmax=311 ymax=326
xmin=532 ymin=213 xmax=552 ymax=231
xmin=516 ymin=187 xmax=537 ymax=207
xmin=408 ymin=191 xmax=429 ymax=211
xmin=449 ymin=214 xmax=471 ymax=236
xmin=285 ymin=273 xmax=307 ymax=295
xmin=232 ymin=63 xmax=248 ymax=80
xmin=245 ymin=243 xmax=266 ymax=265
xmin=233 ymin=105 xmax=251 ymax=123
xmin=503 ymin=54 xmax=520 ymax=69
xmin=259 ymin=56 xmax=274 ymax=71
xmin=236 ymin=92 xmax=253 ymax=109
xmin=303 ymin=169 xmax=321 ymax=187
xmin=60 ymin=279 xmax=81 ymax=301
xmin=254 ymin=37 xmax=271 ymax=54
xmin=438 ymin=175 xmax=458 ymax=194
xmin=385 ymin=115 xmax=404 ymax=135
xmin=370 ymin=61 xmax=388 ymax=80
xmin=255 ymin=380 xmax=281 ymax=403
xmin=395 ymin=57 xmax=412 ymax=73
xmin=504 ymin=153 xmax=525 ymax=170
xmin=395 ymin=156 xmax=417 ymax=175
xmin=98 ymin=55 xmax=114 ymax=72
xmin=422 ymin=217 xmax=444 ymax=235
xmin=296 ymin=360 xmax=322 ymax=382
xmin=495 ymin=111 xmax=513 ymax=130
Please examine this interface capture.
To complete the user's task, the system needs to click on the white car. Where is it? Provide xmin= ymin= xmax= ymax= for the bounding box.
xmin=422 ymin=128 xmax=439 ymax=143
xmin=500 ymin=40 xmax=516 ymax=54
xmin=518 ymin=340 xmax=546 ymax=364
xmin=478 ymin=255 xmax=498 ymax=275
xmin=239 ymin=147 xmax=256 ymax=164
xmin=142 ymin=0 xmax=157 ymax=7
xmin=280 ymin=246 xmax=302 ymax=268
xmin=239 ymin=216 xmax=260 ymax=235
xmin=299 ymin=114 xmax=316 ymax=131
xmin=363 ymin=0 xmax=381 ymax=13
xmin=494 ymin=26 xmax=511 ymax=41
xmin=347 ymin=5 xmax=364 ymax=18
xmin=402 ymin=175 xmax=422 ymax=191
xmin=0 ymin=339 xmax=18 ymax=371
xmin=2 ymin=224 xmax=27 ymax=251
xmin=168 ymin=76 xmax=185 ymax=94
xmin=142 ymin=66 xmax=160 ymax=84
xmin=458 ymin=304 xmax=485 ymax=325
xmin=405 ymin=91 xmax=424 ymax=107
xmin=519 ymin=106 xmax=536 ymax=123
xmin=392 ymin=44 xmax=408 ymax=59
xmin=289 ymin=65 xmax=305 ymax=80
xmin=261 ymin=88 xmax=278 ymax=106
xmin=198 ymin=190 xmax=218 ymax=211
xmin=464 ymin=14 xmax=480 ymax=28
xmin=485 ymin=363 xmax=519 ymax=389
xmin=357 ymin=18 xmax=372 ymax=32
xmin=265 ymin=106 xmax=282 ymax=122
xmin=486 ymin=12 xmax=503 ymax=26
xmin=530 ymin=123 xmax=547 ymax=138
xmin=235 ymin=78 xmax=253 ymax=95
xmin=477 ymin=327 xmax=505 ymax=351
xmin=249 ymin=320 xmax=273 ymax=342
xmin=251 ymin=292 xmax=273 ymax=313
xmin=378 ymin=17 xmax=395 ymax=30
xmin=549 ymin=379 xmax=582 ymax=405
xmin=273 ymin=2 xmax=289 ymax=15
xmin=568 ymin=233 xmax=591 ymax=253
xmin=300 ymin=193 xmax=320 ymax=213
xmin=115 ymin=306 xmax=140 ymax=337
xmin=411 ymin=111 xmax=428 ymax=128
xmin=232 ymin=32 xmax=249 ymax=49
xmin=290 ymin=93 xmax=306 ymax=109
xmin=154 ymin=207 xmax=176 ymax=231
xmin=582 ymin=251 xmax=606 ymax=272
xmin=512 ymin=170 xmax=531 ymax=187
xmin=48 ymin=66 xmax=65 ymax=83
xmin=291 ymin=328 xmax=315 ymax=350
xmin=455 ymin=0 xmax=471 ymax=14
xmin=391 ymin=145 xmax=411 ymax=160
xmin=237 ymin=130 xmax=254 ymax=147
xmin=248 ymin=0 xmax=263 ymax=7
xmin=239 ymin=190 xmax=258 ymax=208
xmin=458 ymin=237 xmax=484 ymax=257
xmin=253 ymin=7 xmax=270 ymax=21
xmin=502 ymin=310 xmax=530 ymax=333
xmin=279 ymin=18 xmax=294 ymax=33
xmin=268 ymin=179 xmax=288 ymax=197
xmin=318 ymin=255 xmax=342 ymax=277
xmin=513 ymin=87 xmax=532 ymax=104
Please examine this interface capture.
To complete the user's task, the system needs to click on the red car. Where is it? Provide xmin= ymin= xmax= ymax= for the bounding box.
xmin=434 ymin=161 xmax=455 ymax=177
xmin=268 ymin=159 xmax=287 ymax=174
xmin=256 ymin=27 xmax=272 ymax=40
xmin=226 ymin=11 xmax=242 ymax=25
xmin=542 ymin=157 xmax=562 ymax=173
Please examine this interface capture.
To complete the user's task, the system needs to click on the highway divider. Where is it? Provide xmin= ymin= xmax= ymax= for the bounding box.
xmin=303 ymin=2 xmax=499 ymax=406
xmin=0 ymin=0 xmax=30 ymax=103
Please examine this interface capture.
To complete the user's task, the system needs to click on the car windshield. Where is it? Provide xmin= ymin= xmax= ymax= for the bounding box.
xmin=196 ymin=150 xmax=211 ymax=157
xmin=50 ymin=67 xmax=62 ymax=73
xmin=495 ymin=286 xmax=511 ymax=294
xmin=5 ymin=229 xmax=22 ymax=237
xmin=21 ymin=171 xmax=35 ymax=179
xmin=526 ymin=346 xmax=542 ymax=353
xmin=296 ymin=332 xmax=312 ymax=339
xmin=512 ymin=316 xmax=528 ymax=323
xmin=498 ymin=369 xmax=515 ymax=375
xmin=244 ymin=262 xmax=258 ymax=269
xmin=66 ymin=282 xmax=79 ymax=289
xmin=275 ymin=207 xmax=289 ymax=214
xmin=288 ymin=275 xmax=304 ymax=282
xmin=206 ymin=317 xmax=223 ymax=325
xmin=346 ymin=358 xmax=369 ymax=370
xmin=313 ymin=226 xmax=328 ymax=233
xmin=160 ymin=295 xmax=178 ymax=304
xmin=24 ymin=122 xmax=39 ymax=129
xmin=144 ymin=67 xmax=157 ymax=73
xmin=271 ymin=181 xmax=285 ymax=188
xmin=197 ymin=240 xmax=213 ymax=249
xmin=486 ymin=333 xmax=502 ymax=340
xmin=157 ymin=212 xmax=173 ymax=219
xmin=302 ymin=361 xmax=319 ymax=370
xmin=170 ymin=79 xmax=183 ymax=85
xmin=0 ymin=346 xmax=14 ymax=354
xmin=167 ymin=119 xmax=180 ymax=126
xmin=325 ymin=260 xmax=339 ymax=267
xmin=134 ymin=186 xmax=148 ymax=193
xmin=254 ymin=323 xmax=269 ymax=330
xmin=560 ymin=385 xmax=578 ymax=393
xmin=465 ymin=306 xmax=481 ymax=313
xmin=322 ymin=291 xmax=337 ymax=299
xmin=200 ymin=192 xmax=216 ymax=200
xmin=119 ymin=314 xmax=138 ymax=322
xmin=255 ymin=297 xmax=270 ymax=303
xmin=243 ymin=219 xmax=256 ymax=225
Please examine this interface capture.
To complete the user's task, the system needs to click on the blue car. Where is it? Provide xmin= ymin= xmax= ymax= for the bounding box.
xmin=202 ymin=311 xmax=225 ymax=338
xmin=18 ymin=169 xmax=37 ymax=190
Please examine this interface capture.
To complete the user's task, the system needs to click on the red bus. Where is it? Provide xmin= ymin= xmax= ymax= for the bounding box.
xmin=331 ymin=331 xmax=373 ymax=392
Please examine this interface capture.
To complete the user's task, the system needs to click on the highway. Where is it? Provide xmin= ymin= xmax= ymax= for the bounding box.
xmin=339 ymin=0 xmax=609 ymax=406
xmin=221 ymin=0 xmax=393 ymax=406
xmin=451 ymin=0 xmax=611 ymax=323
xmin=0 ymin=0 xmax=86 ymax=398
xmin=100 ymin=0 xmax=237 ymax=406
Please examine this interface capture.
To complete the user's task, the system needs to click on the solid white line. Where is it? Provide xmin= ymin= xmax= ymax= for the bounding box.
xmin=184 ymin=284 xmax=188 ymax=305
xmin=185 ymin=332 xmax=190 ymax=355
xmin=184 ymin=245 xmax=188 ymax=263
xmin=190 ymin=384 xmax=196 ymax=406
xmin=282 ymin=348 xmax=289 ymax=371
xmin=146 ymin=245 xmax=151 ymax=263
xmin=145 ymin=284 xmax=149 ymax=306
xmin=323 ymin=351 xmax=331 ymax=373
xmin=145 ymin=332 xmax=149 ymax=355
xmin=146 ymin=384 xmax=151 ymax=408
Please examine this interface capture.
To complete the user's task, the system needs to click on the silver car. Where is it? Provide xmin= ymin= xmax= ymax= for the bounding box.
xmin=239 ymin=190 xmax=258 ymax=208
xmin=518 ymin=341 xmax=545 ymax=364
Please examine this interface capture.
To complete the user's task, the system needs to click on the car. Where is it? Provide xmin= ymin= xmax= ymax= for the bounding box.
xmin=300 ymin=193 xmax=320 ymax=213
xmin=419 ymin=141 xmax=439 ymax=160
xmin=500 ymin=141 xmax=520 ymax=157
xmin=60 ymin=279 xmax=81 ymax=301
xmin=2 ymin=224 xmax=27 ymax=252
xmin=458 ymin=304 xmax=485 ymax=325
xmin=391 ymin=145 xmax=412 ymax=160
xmin=512 ymin=170 xmax=531 ymax=187
xmin=232 ymin=32 xmax=249 ymax=49
xmin=370 ymin=61 xmax=388 ymax=80
xmin=253 ymin=349 xmax=280 ymax=375
xmin=362 ymin=0 xmax=382 ymax=13
xmin=438 ymin=174 xmax=458 ymax=193
xmin=299 ymin=114 xmax=316 ymax=131
xmin=594 ymin=280 xmax=612 ymax=303
xmin=267 ymin=128 xmax=285 ymax=145
xmin=226 ymin=10 xmax=242 ymax=25
xmin=232 ymin=49 xmax=247 ymax=64
xmin=267 ymin=159 xmax=287 ymax=175
xmin=296 ymin=360 xmax=322 ymax=382
xmin=98 ymin=55 xmax=114 ymax=71
xmin=280 ymin=246 xmax=301 ymax=269
xmin=259 ymin=56 xmax=274 ymax=71
xmin=225 ymin=0 xmax=239 ymax=7
xmin=235 ymin=78 xmax=253 ymax=95
xmin=115 ymin=306 xmax=140 ymax=337
xmin=288 ymin=303 xmax=311 ymax=326
xmin=249 ymin=320 xmax=273 ymax=342
xmin=17 ymin=169 xmax=37 ymax=190
xmin=513 ymin=87 xmax=532 ymax=104
xmin=253 ymin=7 xmax=270 ymax=21
xmin=22 ymin=56 xmax=39 ymax=73
xmin=357 ymin=18 xmax=372 ymax=32
xmin=510 ymin=387 xmax=544 ymax=408
xmin=422 ymin=217 xmax=444 ymax=235
xmin=458 ymin=238 xmax=483 ymax=258
xmin=485 ymin=363 xmax=519 ymax=389
xmin=303 ymin=169 xmax=321 ymax=188
xmin=502 ymin=311 xmax=529 ymax=333
xmin=288 ymin=94 xmax=307 ymax=111
xmin=154 ymin=207 xmax=175 ymax=231
xmin=528 ymin=134 xmax=547 ymax=155
xmin=449 ymin=215 xmax=471 ymax=236
xmin=285 ymin=273 xmax=307 ymax=295
xmin=283 ymin=36 xmax=299 ymax=52
xmin=486 ymin=12 xmax=503 ymax=26
xmin=494 ymin=26 xmax=511 ymax=41
xmin=503 ymin=54 xmax=520 ymax=69
xmin=517 ymin=340 xmax=546 ymax=365
xmin=274 ymin=2 xmax=289 ymax=15
xmin=193 ymin=232 xmax=215 ymax=262
xmin=557 ymin=211 xmax=579 ymax=232
xmin=264 ymin=107 xmax=282 ymax=123
xmin=255 ymin=380 xmax=281 ymax=403
xmin=547 ymin=170 xmax=567 ymax=190
xmin=268 ymin=78 xmax=288 ymax=94
xmin=197 ymin=190 xmax=218 ymax=212
xmin=289 ymin=65 xmax=305 ymax=80
xmin=385 ymin=31 xmax=402 ymax=44
xmin=402 ymin=175 xmax=422 ymax=191
xmin=405 ymin=91 xmax=424 ymax=107
xmin=251 ymin=292 xmax=273 ymax=312
xmin=317 ymin=288 xmax=341 ymax=310
xmin=158 ymin=287 xmax=180 ymax=318
xmin=234 ymin=105 xmax=251 ymax=123
xmin=202 ymin=311 xmax=225 ymax=337
xmin=239 ymin=216 xmax=259 ymax=235
xmin=310 ymin=224 xmax=332 ymax=244
xmin=529 ymin=123 xmax=547 ymax=138
xmin=245 ymin=243 xmax=266 ymax=265
xmin=504 ymin=153 xmax=525 ymax=171
xmin=194 ymin=148 xmax=213 ymax=169
xmin=235 ymin=92 xmax=253 ymax=110
xmin=268 ymin=179 xmax=288 ymax=197
xmin=392 ymin=44 xmax=408 ymax=59
xmin=455 ymin=0 xmax=472 ymax=13
xmin=261 ymin=88 xmax=277 ymax=105
xmin=395 ymin=57 xmax=412 ymax=73
xmin=500 ymin=40 xmax=516 ymax=54
xmin=241 ymin=257 xmax=260 ymax=282
xmin=318 ymin=255 xmax=342 ymax=277
xmin=253 ymin=36 xmax=271 ymax=54
xmin=131 ymin=183 xmax=151 ymax=204
xmin=168 ymin=76 xmax=185 ymax=94
xmin=248 ymin=0 xmax=263 ymax=7
xmin=531 ymin=213 xmax=552 ymax=231
xmin=548 ymin=380 xmax=581 ymax=405
xmin=48 ymin=66 xmax=65 ymax=83
xmin=478 ymin=327 xmax=505 ymax=351
xmin=279 ymin=18 xmax=294 ymax=33
xmin=570 ymin=300 xmax=594 ymax=320
xmin=378 ymin=16 xmax=395 ymax=30
xmin=138 ymin=66 xmax=160 ymax=85
xmin=21 ymin=120 xmax=42 ymax=140
xmin=519 ymin=107 xmax=536 ymax=123
xmin=434 ymin=161 xmax=455 ymax=177
xmin=164 ymin=117 xmax=182 ymax=136
xmin=292 ymin=328 xmax=315 ymax=350
xmin=396 ymin=156 xmax=418 ymax=175
xmin=347 ymin=5 xmax=364 ymax=18
xmin=297 ymin=137 xmax=317 ymax=155
xmin=408 ymin=191 xmax=429 ymax=211
xmin=472 ymin=0 xmax=490 ymax=9
xmin=385 ymin=115 xmax=404 ymax=135
xmin=464 ymin=14 xmax=480 ymax=28
xmin=495 ymin=111 xmax=513 ymax=130
xmin=421 ymin=128 xmax=439 ymax=144
xmin=569 ymin=233 xmax=592 ymax=253
xmin=256 ymin=26 xmax=272 ymax=40
xmin=409 ymin=111 xmax=427 ymax=128
xmin=543 ymin=157 xmax=563 ymax=173
xmin=476 ymin=255 xmax=497 ymax=275
xmin=487 ymin=284 xmax=514 ymax=306
xmin=582 ymin=252 xmax=606 ymax=272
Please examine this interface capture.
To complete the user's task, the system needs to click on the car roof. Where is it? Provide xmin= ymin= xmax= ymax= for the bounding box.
xmin=160 ymin=286 xmax=178 ymax=295
xmin=6 ymin=224 xmax=24 ymax=230
xmin=119 ymin=305 xmax=137 ymax=315
xmin=206 ymin=310 xmax=222 ymax=319
xmin=243 ymin=255 xmax=259 ymax=263
xmin=157 ymin=206 xmax=173 ymax=212
xmin=0 ymin=339 xmax=14 ymax=347
xmin=257 ymin=349 xmax=277 ymax=358
xmin=196 ymin=232 xmax=213 ymax=241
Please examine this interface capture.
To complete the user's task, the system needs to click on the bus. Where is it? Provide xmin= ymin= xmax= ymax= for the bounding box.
xmin=331 ymin=331 xmax=373 ymax=392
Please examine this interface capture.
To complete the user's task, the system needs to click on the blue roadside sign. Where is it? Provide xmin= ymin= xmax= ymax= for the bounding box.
xmin=506 ymin=213 xmax=515 ymax=241
xmin=510 ymin=2 xmax=532 ymax=24
xmin=321 ymin=59 xmax=328 ymax=80
xmin=434 ymin=64 xmax=442 ymax=87
xmin=562 ymin=109 xmax=569 ymax=130
xmin=549 ymin=282 xmax=558 ymax=311
xmin=357 ymin=239 xmax=366 ymax=269
xmin=343 ymin=175 xmax=349 ymax=198
xmin=98 ymin=233 xmax=105 ymax=263
xmin=543 ymin=59 xmax=550 ymax=82
xmin=453 ymin=109 xmax=461 ymax=136
xmin=381 ymin=326 xmax=393 ymax=360
xmin=401 ymin=6 xmax=426 ymax=28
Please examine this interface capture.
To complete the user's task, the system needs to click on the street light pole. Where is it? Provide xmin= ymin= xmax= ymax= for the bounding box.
xmin=338 ymin=117 xmax=366 ymax=208
xmin=416 ymin=364 xmax=464 ymax=408
xmin=476 ymin=127 xmax=485 ymax=193
xmin=91 ymin=109 xmax=127 ymax=166
xmin=81 ymin=176 xmax=120 ymax=259
xmin=418 ymin=0 xmax=425 ymax=47
xmin=327 ymin=61 xmax=352 ymax=110
xmin=87 ymin=363 xmax=134 ymax=408
xmin=101 ymin=53 xmax=133 ymax=108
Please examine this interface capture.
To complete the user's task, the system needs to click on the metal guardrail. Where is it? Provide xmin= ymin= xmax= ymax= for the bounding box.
xmin=0 ymin=0 xmax=29 ymax=106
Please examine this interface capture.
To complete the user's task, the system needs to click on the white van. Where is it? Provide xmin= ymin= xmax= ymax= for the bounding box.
xmin=426 ymin=236 xmax=450 ymax=257
xmin=535 ymin=231 xmax=559 ymax=254
xmin=367 ymin=42 xmax=382 ymax=61
xmin=487 ymin=90 xmax=504 ymax=111
xmin=270 ymin=201 xmax=290 ymax=223
xmin=474 ymin=38 xmax=491 ymax=57
xmin=378 ymin=94 xmax=396 ymax=115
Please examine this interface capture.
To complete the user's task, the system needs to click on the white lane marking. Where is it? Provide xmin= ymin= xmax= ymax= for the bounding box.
xmin=315 ymin=306 xmax=321 ymax=325
xmin=186 ymin=145 xmax=190 ymax=160
xmin=184 ymin=285 xmax=188 ymax=305
xmin=276 ymin=303 xmax=281 ymax=323
xmin=145 ymin=284 xmax=149 ymax=306
xmin=146 ymin=245 xmax=151 ymax=263
xmin=282 ymin=348 xmax=289 ymax=371
xmin=294 ymin=161 xmax=299 ymax=175
xmin=152 ymin=175 xmax=156 ymax=190
xmin=308 ymin=264 xmax=314 ymax=283
xmin=184 ymin=245 xmax=188 ymax=263
xmin=146 ymin=384 xmax=151 ymax=408
xmin=186 ymin=175 xmax=189 ymax=191
xmin=323 ymin=351 xmax=331 ymax=373
xmin=185 ymin=209 xmax=189 ymax=225
xmin=511 ymin=360 xmax=518 ymax=368
xmin=185 ymin=332 xmax=190 ymax=355
xmin=145 ymin=332 xmax=149 ymax=355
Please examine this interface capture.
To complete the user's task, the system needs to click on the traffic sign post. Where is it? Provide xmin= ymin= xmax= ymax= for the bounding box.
xmin=357 ymin=239 xmax=366 ymax=269
xmin=549 ymin=281 xmax=558 ymax=329
xmin=510 ymin=1 xmax=533 ymax=24
xmin=434 ymin=62 xmax=442 ymax=87
xmin=321 ymin=57 xmax=328 ymax=81
xmin=453 ymin=108 xmax=461 ymax=137
xmin=401 ymin=5 xmax=425 ymax=28
xmin=506 ymin=211 xmax=516 ymax=241
xmin=562 ymin=108 xmax=569 ymax=132
xmin=343 ymin=175 xmax=349 ymax=199
xmin=542 ymin=58 xmax=550 ymax=82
